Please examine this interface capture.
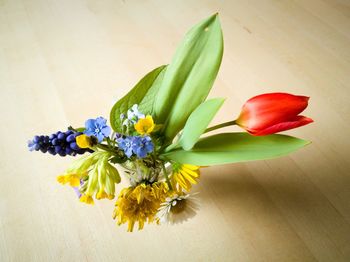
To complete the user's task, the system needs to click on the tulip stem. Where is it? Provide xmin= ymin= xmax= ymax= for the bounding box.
xmin=205 ymin=120 xmax=237 ymax=133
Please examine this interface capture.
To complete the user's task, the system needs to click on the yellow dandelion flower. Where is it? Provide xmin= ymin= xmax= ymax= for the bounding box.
xmin=80 ymin=194 xmax=94 ymax=205
xmin=57 ymin=174 xmax=80 ymax=187
xmin=113 ymin=182 xmax=168 ymax=232
xmin=171 ymin=164 xmax=200 ymax=192
xmin=76 ymin=134 xmax=93 ymax=148
xmin=134 ymin=115 xmax=155 ymax=135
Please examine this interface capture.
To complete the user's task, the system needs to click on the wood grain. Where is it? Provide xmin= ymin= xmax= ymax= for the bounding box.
xmin=1 ymin=0 xmax=349 ymax=261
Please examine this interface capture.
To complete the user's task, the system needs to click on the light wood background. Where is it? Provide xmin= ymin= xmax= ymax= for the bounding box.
xmin=1 ymin=0 xmax=350 ymax=261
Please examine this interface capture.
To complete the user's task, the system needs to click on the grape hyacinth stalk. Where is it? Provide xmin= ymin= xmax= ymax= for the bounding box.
xmin=28 ymin=130 xmax=91 ymax=156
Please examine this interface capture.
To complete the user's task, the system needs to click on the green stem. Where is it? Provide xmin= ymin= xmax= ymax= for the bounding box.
xmin=164 ymin=142 xmax=179 ymax=153
xmin=204 ymin=120 xmax=237 ymax=133
xmin=162 ymin=163 xmax=173 ymax=191
xmin=111 ymin=132 xmax=117 ymax=147
xmin=97 ymin=144 xmax=115 ymax=153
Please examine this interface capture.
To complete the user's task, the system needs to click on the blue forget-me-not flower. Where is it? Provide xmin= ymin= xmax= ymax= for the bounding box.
xmin=117 ymin=135 xmax=153 ymax=158
xmin=132 ymin=136 xmax=154 ymax=158
xmin=121 ymin=104 xmax=145 ymax=126
xmin=84 ymin=117 xmax=111 ymax=142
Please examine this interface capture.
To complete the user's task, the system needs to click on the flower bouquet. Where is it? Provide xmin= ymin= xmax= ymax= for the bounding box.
xmin=28 ymin=14 xmax=313 ymax=232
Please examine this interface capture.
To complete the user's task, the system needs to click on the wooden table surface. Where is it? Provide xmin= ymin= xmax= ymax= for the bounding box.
xmin=1 ymin=0 xmax=350 ymax=261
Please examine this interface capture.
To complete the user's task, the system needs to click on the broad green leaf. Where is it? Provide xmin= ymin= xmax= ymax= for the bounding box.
xmin=109 ymin=65 xmax=166 ymax=132
xmin=138 ymin=67 xmax=167 ymax=115
xmin=178 ymin=98 xmax=225 ymax=150
xmin=161 ymin=133 xmax=310 ymax=165
xmin=154 ymin=14 xmax=223 ymax=142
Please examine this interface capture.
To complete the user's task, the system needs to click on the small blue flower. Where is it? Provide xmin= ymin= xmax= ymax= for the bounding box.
xmin=84 ymin=117 xmax=111 ymax=142
xmin=127 ymin=104 xmax=145 ymax=124
xmin=120 ymin=113 xmax=126 ymax=120
xmin=132 ymin=136 xmax=154 ymax=158
xmin=117 ymin=135 xmax=154 ymax=159
xmin=117 ymin=136 xmax=134 ymax=158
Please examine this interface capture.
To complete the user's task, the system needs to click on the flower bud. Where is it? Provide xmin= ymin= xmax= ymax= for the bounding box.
xmin=236 ymin=93 xmax=313 ymax=136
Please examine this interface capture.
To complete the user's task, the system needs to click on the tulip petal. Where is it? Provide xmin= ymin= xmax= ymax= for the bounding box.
xmin=237 ymin=93 xmax=310 ymax=131
xmin=247 ymin=116 xmax=313 ymax=136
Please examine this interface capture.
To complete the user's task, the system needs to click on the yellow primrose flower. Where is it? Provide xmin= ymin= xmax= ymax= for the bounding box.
xmin=82 ymin=152 xmax=120 ymax=203
xmin=96 ymin=190 xmax=108 ymax=200
xmin=64 ymin=153 xmax=97 ymax=175
xmin=76 ymin=134 xmax=93 ymax=148
xmin=113 ymin=182 xmax=168 ymax=232
xmin=134 ymin=115 xmax=155 ymax=135
xmin=57 ymin=152 xmax=120 ymax=204
xmin=171 ymin=164 xmax=200 ymax=192
xmin=57 ymin=153 xmax=97 ymax=189
xmin=57 ymin=174 xmax=81 ymax=187
xmin=107 ymin=194 xmax=115 ymax=200
xmin=96 ymin=188 xmax=114 ymax=200
xmin=80 ymin=194 xmax=94 ymax=205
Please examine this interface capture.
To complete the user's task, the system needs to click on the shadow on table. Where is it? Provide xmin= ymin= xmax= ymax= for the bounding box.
xmin=198 ymin=163 xmax=321 ymax=215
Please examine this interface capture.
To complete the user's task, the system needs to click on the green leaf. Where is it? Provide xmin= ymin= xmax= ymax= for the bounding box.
xmin=161 ymin=133 xmax=310 ymax=165
xmin=109 ymin=155 xmax=127 ymax=164
xmin=138 ymin=67 xmax=167 ymax=115
xmin=178 ymin=98 xmax=225 ymax=151
xmin=68 ymin=126 xmax=85 ymax=132
xmin=109 ymin=65 xmax=166 ymax=132
xmin=154 ymin=14 xmax=223 ymax=142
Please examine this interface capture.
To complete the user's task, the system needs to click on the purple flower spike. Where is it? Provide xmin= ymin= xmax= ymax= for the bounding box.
xmin=27 ymin=130 xmax=90 ymax=157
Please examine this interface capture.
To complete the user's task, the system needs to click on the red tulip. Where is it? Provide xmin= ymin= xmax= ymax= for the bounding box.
xmin=236 ymin=93 xmax=313 ymax=136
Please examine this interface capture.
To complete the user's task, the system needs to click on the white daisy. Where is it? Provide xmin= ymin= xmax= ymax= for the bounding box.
xmin=157 ymin=193 xmax=199 ymax=224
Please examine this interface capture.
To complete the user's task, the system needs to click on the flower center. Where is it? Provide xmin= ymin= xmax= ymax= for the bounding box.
xmin=171 ymin=199 xmax=187 ymax=214
xmin=95 ymin=128 xmax=100 ymax=133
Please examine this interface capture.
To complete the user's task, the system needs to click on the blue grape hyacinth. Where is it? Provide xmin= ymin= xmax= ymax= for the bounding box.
xmin=28 ymin=130 xmax=91 ymax=157
xmin=28 ymin=135 xmax=50 ymax=153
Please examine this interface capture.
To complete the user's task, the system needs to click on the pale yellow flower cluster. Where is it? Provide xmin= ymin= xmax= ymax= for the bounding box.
xmin=57 ymin=151 xmax=120 ymax=205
